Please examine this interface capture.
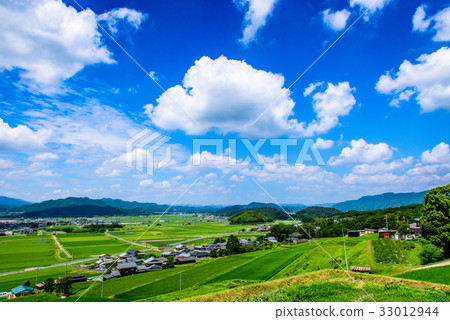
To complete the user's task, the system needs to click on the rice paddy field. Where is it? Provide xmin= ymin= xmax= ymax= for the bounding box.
xmin=55 ymin=233 xmax=132 ymax=259
xmin=395 ymin=265 xmax=450 ymax=286
xmin=1 ymin=220 xmax=448 ymax=302
xmin=0 ymin=234 xmax=62 ymax=273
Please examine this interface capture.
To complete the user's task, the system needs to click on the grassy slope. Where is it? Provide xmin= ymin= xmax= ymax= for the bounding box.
xmin=185 ymin=270 xmax=450 ymax=302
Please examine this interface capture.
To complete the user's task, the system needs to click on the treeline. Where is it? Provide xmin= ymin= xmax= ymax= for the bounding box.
xmin=266 ymin=204 xmax=423 ymax=241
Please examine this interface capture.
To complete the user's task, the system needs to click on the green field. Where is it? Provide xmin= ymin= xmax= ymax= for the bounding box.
xmin=395 ymin=265 xmax=450 ymax=285
xmin=0 ymin=234 xmax=62 ymax=273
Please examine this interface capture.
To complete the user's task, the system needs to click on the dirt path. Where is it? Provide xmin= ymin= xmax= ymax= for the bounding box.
xmin=412 ymin=259 xmax=450 ymax=270
xmin=52 ymin=235 xmax=72 ymax=259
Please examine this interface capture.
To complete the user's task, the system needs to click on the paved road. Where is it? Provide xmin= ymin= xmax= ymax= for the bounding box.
xmin=0 ymin=258 xmax=93 ymax=277
xmin=52 ymin=234 xmax=72 ymax=258
xmin=104 ymin=231 xmax=154 ymax=248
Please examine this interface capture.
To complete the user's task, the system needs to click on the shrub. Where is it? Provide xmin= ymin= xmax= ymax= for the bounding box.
xmin=419 ymin=244 xmax=444 ymax=265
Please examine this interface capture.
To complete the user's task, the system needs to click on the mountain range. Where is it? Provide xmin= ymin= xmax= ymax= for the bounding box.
xmin=0 ymin=190 xmax=428 ymax=218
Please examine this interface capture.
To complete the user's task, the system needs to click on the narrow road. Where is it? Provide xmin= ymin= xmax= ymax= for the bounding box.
xmin=52 ymin=235 xmax=72 ymax=259
xmin=0 ymin=258 xmax=93 ymax=277
xmin=411 ymin=259 xmax=450 ymax=270
xmin=104 ymin=231 xmax=153 ymax=248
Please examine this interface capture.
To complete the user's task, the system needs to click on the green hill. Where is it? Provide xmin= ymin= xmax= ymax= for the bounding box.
xmin=0 ymin=196 xmax=31 ymax=207
xmin=229 ymin=210 xmax=274 ymax=224
xmin=216 ymin=202 xmax=305 ymax=214
xmin=19 ymin=204 xmax=126 ymax=218
xmin=333 ymin=191 xmax=427 ymax=211
xmin=7 ymin=197 xmax=108 ymax=213
xmin=295 ymin=206 xmax=342 ymax=220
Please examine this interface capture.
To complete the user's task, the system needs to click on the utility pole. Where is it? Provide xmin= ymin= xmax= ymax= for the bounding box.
xmin=36 ymin=266 xmax=39 ymax=285
xmin=386 ymin=215 xmax=389 ymax=230
xmin=65 ymin=260 xmax=67 ymax=276
xmin=101 ymin=279 xmax=104 ymax=298
xmin=179 ymin=270 xmax=182 ymax=291
xmin=342 ymin=228 xmax=348 ymax=272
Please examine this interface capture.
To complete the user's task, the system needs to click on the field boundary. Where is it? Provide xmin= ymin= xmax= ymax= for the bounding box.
xmin=52 ymin=235 xmax=72 ymax=259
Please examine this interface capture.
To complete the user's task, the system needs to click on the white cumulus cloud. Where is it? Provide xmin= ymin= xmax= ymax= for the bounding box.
xmin=298 ymin=82 xmax=356 ymax=137
xmin=315 ymin=138 xmax=334 ymax=150
xmin=0 ymin=0 xmax=145 ymax=93
xmin=145 ymin=56 xmax=355 ymax=138
xmin=412 ymin=5 xmax=450 ymax=42
xmin=234 ymin=0 xmax=278 ymax=45
xmin=350 ymin=0 xmax=393 ymax=15
xmin=421 ymin=142 xmax=450 ymax=164
xmin=0 ymin=118 xmax=51 ymax=152
xmin=97 ymin=7 xmax=147 ymax=34
xmin=328 ymin=139 xmax=394 ymax=166
xmin=322 ymin=9 xmax=351 ymax=31
xmin=376 ymin=47 xmax=450 ymax=112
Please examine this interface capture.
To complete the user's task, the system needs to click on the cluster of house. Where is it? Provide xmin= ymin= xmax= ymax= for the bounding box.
xmin=0 ymin=218 xmax=122 ymax=236
xmin=253 ymin=225 xmax=272 ymax=232
xmin=100 ymin=243 xmax=227 ymax=280
xmin=347 ymin=218 xmax=422 ymax=239
xmin=4 ymin=274 xmax=88 ymax=299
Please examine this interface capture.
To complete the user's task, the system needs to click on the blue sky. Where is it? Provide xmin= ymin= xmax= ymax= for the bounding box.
xmin=0 ymin=0 xmax=449 ymax=205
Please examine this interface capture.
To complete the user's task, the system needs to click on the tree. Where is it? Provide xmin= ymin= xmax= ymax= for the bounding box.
xmin=217 ymin=249 xmax=227 ymax=257
xmin=23 ymin=280 xmax=31 ymax=287
xmin=166 ymin=256 xmax=175 ymax=268
xmin=419 ymin=244 xmax=444 ymax=265
xmin=55 ymin=276 xmax=73 ymax=294
xmin=43 ymin=278 xmax=55 ymax=292
xmin=421 ymin=184 xmax=450 ymax=257
xmin=395 ymin=220 xmax=410 ymax=236
xmin=210 ymin=249 xmax=218 ymax=258
xmin=226 ymin=235 xmax=242 ymax=254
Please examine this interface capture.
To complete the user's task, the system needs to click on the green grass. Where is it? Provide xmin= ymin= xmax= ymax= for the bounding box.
xmin=243 ymin=281 xmax=450 ymax=302
xmin=204 ymin=247 xmax=305 ymax=283
xmin=0 ymin=234 xmax=62 ymax=273
xmin=396 ymin=265 xmax=450 ymax=285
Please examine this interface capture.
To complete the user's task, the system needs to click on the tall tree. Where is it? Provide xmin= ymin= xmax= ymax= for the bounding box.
xmin=43 ymin=278 xmax=55 ymax=292
xmin=226 ymin=235 xmax=242 ymax=254
xmin=55 ymin=276 xmax=73 ymax=294
xmin=421 ymin=184 xmax=450 ymax=257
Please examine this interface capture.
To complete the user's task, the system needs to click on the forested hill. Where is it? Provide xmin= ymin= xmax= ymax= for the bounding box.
xmin=229 ymin=210 xmax=274 ymax=224
xmin=6 ymin=197 xmax=109 ymax=213
xmin=0 ymin=196 xmax=31 ymax=207
xmin=225 ymin=207 xmax=287 ymax=219
xmin=294 ymin=206 xmax=342 ymax=221
xmin=216 ymin=202 xmax=305 ymax=214
xmin=19 ymin=205 xmax=126 ymax=218
xmin=332 ymin=191 xmax=427 ymax=211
